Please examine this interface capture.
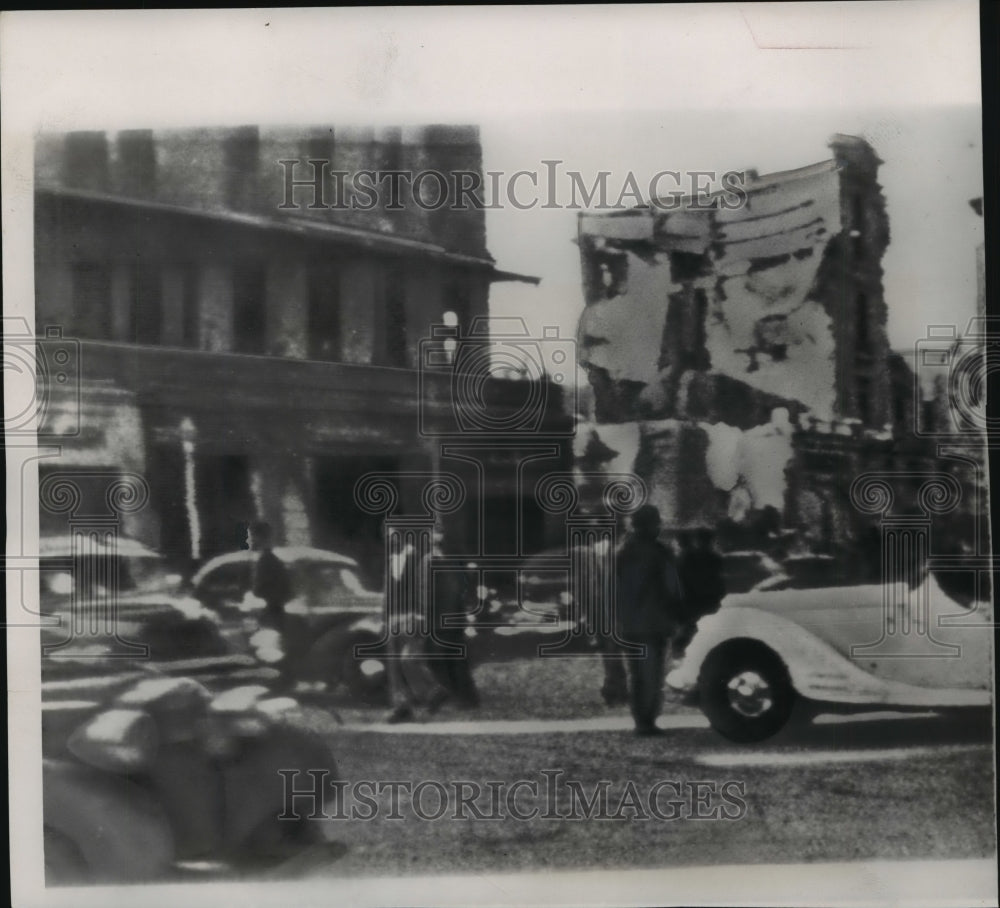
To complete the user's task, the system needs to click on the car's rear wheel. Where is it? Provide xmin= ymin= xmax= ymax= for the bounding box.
xmin=698 ymin=640 xmax=795 ymax=743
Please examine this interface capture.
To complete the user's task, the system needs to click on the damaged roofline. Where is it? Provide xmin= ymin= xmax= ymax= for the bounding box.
xmin=36 ymin=185 xmax=537 ymax=281
xmin=581 ymin=155 xmax=854 ymax=220
xmin=490 ymin=269 xmax=541 ymax=285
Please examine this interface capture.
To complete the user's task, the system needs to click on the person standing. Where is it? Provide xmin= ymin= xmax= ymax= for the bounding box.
xmin=424 ymin=526 xmax=480 ymax=709
xmin=675 ymin=528 xmax=726 ymax=657
xmin=592 ymin=536 xmax=629 ymax=707
xmin=249 ymin=521 xmax=293 ymax=687
xmin=383 ymin=529 xmax=451 ymax=724
xmin=615 ymin=505 xmax=684 ymax=736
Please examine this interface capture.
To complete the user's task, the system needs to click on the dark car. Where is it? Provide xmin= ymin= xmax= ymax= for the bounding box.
xmin=39 ymin=536 xmax=276 ymax=691
xmin=43 ymin=669 xmax=343 ymax=884
xmin=37 ymin=539 xmax=344 ymax=884
xmin=191 ymin=547 xmax=388 ymax=700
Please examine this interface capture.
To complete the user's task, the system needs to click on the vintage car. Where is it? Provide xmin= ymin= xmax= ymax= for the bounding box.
xmin=38 ymin=539 xmax=344 ymax=884
xmin=38 ymin=536 xmax=278 ymax=690
xmin=43 ymin=672 xmax=343 ymax=884
xmin=666 ymin=572 xmax=994 ymax=742
xmin=191 ymin=547 xmax=388 ymax=700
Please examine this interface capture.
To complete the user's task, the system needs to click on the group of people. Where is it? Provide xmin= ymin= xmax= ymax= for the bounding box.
xmin=247 ymin=507 xmax=726 ymax=735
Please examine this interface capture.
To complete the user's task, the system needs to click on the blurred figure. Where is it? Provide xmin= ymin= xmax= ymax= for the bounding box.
xmin=249 ymin=521 xmax=293 ymax=686
xmin=383 ymin=528 xmax=451 ymax=724
xmin=424 ymin=525 xmax=480 ymax=709
xmin=592 ymin=535 xmax=628 ymax=706
xmin=615 ymin=505 xmax=684 ymax=736
xmin=675 ymin=528 xmax=726 ymax=657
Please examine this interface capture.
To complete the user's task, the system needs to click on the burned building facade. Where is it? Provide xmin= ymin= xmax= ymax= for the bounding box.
xmin=575 ymin=135 xmax=942 ymax=570
xmin=34 ymin=125 xmax=570 ymax=580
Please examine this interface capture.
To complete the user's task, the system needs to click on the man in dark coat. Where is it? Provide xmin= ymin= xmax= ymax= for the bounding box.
xmin=250 ymin=521 xmax=292 ymax=634
xmin=424 ymin=526 xmax=480 ymax=709
xmin=615 ymin=505 xmax=684 ymax=736
xmin=675 ymin=528 xmax=726 ymax=657
xmin=249 ymin=521 xmax=293 ymax=688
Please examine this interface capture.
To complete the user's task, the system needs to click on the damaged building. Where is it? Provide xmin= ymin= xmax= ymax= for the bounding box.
xmin=34 ymin=125 xmax=571 ymax=581
xmin=575 ymin=134 xmax=968 ymax=577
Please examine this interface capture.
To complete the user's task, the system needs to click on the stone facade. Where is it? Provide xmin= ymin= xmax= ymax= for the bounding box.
xmin=35 ymin=125 xmax=565 ymax=581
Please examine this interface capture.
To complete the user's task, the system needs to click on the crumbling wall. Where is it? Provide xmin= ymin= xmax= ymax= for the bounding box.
xmin=577 ymin=161 xmax=843 ymax=425
xmin=574 ymin=408 xmax=794 ymax=530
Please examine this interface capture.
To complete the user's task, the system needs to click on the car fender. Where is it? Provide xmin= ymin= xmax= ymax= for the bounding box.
xmin=43 ymin=758 xmax=175 ymax=882
xmin=668 ymin=607 xmax=903 ymax=705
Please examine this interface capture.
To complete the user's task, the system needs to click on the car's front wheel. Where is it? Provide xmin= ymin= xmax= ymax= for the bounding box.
xmin=698 ymin=640 xmax=795 ymax=743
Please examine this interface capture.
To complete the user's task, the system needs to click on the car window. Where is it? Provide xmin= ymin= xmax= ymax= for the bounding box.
xmin=197 ymin=561 xmax=251 ymax=602
xmin=291 ymin=563 xmax=351 ymax=601
xmin=134 ymin=613 xmax=229 ymax=659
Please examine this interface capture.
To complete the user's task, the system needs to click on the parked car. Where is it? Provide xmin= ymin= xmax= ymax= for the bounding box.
xmin=38 ymin=538 xmax=345 ymax=884
xmin=666 ymin=572 xmax=994 ymax=742
xmin=39 ymin=536 xmax=277 ymax=691
xmin=43 ymin=672 xmax=342 ymax=884
xmin=191 ymin=547 xmax=388 ymax=701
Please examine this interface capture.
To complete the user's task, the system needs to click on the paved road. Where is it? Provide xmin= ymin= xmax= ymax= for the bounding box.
xmin=277 ymin=704 xmax=995 ymax=883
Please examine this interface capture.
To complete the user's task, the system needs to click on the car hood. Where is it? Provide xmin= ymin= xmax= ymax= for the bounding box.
xmin=715 ymin=574 xmax=989 ymax=668
xmin=722 ymin=582 xmax=889 ymax=615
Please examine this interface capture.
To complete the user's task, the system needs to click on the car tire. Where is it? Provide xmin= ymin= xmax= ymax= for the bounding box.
xmin=697 ymin=640 xmax=796 ymax=743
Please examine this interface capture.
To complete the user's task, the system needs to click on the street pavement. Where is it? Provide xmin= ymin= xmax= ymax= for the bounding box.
xmin=278 ymin=658 xmax=996 ymax=883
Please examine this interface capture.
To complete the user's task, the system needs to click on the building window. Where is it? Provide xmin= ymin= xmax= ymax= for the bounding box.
xmin=306 ymin=132 xmax=335 ymax=165
xmin=308 ymin=264 xmax=342 ymax=361
xmin=131 ymin=263 xmax=163 ymax=345
xmin=445 ymin=279 xmax=471 ymax=333
xmin=64 ymin=131 xmax=109 ymax=192
xmin=71 ymin=263 xmax=112 ymax=339
xmin=380 ymin=127 xmax=403 ymax=173
xmin=232 ymin=263 xmax=267 ymax=354
xmin=117 ymin=129 xmax=156 ymax=196
xmin=382 ymin=268 xmax=408 ymax=367
xmin=182 ymin=266 xmax=200 ymax=348
xmin=223 ymin=126 xmax=260 ymax=209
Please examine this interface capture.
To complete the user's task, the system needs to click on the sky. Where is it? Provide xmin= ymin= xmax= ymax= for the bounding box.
xmin=484 ymin=105 xmax=984 ymax=363
xmin=1 ymin=3 xmax=985 ymax=367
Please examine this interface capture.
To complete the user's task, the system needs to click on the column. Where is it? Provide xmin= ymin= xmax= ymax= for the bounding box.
xmin=198 ymin=264 xmax=233 ymax=352
xmin=534 ymin=471 xmax=647 ymax=657
xmin=160 ymin=265 xmax=186 ymax=346
xmin=40 ymin=471 xmax=151 ymax=658
xmin=266 ymin=260 xmax=308 ymax=358
xmin=352 ymin=471 xmax=466 ymax=658
xmin=849 ymin=472 xmax=962 ymax=657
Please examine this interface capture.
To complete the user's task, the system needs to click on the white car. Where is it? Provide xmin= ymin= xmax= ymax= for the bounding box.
xmin=666 ymin=572 xmax=994 ymax=742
